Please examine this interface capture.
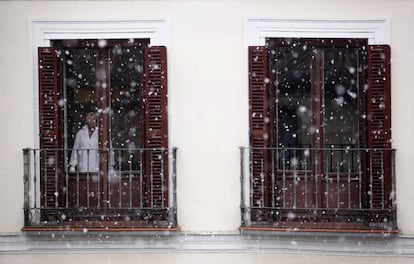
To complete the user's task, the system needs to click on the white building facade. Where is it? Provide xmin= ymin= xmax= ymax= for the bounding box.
xmin=1 ymin=0 xmax=414 ymax=263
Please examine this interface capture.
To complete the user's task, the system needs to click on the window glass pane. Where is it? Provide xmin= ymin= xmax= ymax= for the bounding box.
xmin=323 ymin=48 xmax=360 ymax=148
xmin=65 ymin=49 xmax=98 ymax=150
xmin=324 ymin=48 xmax=360 ymax=172
xmin=110 ymin=45 xmax=145 ymax=170
xmin=276 ymin=46 xmax=312 ymax=149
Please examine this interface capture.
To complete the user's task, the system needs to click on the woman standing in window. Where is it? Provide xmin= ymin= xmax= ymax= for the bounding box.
xmin=69 ymin=111 xmax=99 ymax=172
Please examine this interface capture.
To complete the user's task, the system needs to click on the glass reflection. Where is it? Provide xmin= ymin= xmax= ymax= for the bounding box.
xmin=110 ymin=46 xmax=145 ymax=170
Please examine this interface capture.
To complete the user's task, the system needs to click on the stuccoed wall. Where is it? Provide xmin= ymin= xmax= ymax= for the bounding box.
xmin=0 ymin=0 xmax=413 ymax=236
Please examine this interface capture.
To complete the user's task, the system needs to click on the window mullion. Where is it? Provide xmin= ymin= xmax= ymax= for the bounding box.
xmin=97 ymin=48 xmax=111 ymax=208
xmin=311 ymin=48 xmax=324 ymax=209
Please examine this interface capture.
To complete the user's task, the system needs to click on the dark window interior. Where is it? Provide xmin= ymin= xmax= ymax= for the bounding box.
xmin=267 ymin=38 xmax=367 ymax=151
xmin=52 ymin=39 xmax=149 ymax=170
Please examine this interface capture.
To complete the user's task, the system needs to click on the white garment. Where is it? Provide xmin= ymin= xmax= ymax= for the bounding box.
xmin=69 ymin=125 xmax=99 ymax=172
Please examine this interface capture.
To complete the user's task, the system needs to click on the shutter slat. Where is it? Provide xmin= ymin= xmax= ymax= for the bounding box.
xmin=144 ymin=46 xmax=168 ymax=210
xmin=367 ymin=45 xmax=392 ymax=209
xmin=38 ymin=48 xmax=64 ymax=210
xmin=249 ymin=46 xmax=270 ymax=209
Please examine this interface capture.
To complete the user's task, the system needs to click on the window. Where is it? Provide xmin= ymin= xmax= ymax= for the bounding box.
xmin=24 ymin=39 xmax=176 ymax=229
xmin=242 ymin=38 xmax=395 ymax=231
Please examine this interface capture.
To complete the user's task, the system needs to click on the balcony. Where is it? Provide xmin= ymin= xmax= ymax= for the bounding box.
xmin=239 ymin=147 xmax=397 ymax=232
xmin=22 ymin=148 xmax=177 ymax=231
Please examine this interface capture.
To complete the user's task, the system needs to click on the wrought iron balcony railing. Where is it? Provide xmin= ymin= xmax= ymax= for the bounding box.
xmin=240 ymin=147 xmax=397 ymax=231
xmin=23 ymin=147 xmax=177 ymax=229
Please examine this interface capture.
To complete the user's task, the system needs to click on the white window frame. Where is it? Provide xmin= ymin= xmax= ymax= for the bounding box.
xmin=246 ymin=17 xmax=390 ymax=46
xmin=242 ymin=17 xmax=390 ymax=224
xmin=28 ymin=19 xmax=171 ymax=213
xmin=29 ymin=18 xmax=171 ymax=149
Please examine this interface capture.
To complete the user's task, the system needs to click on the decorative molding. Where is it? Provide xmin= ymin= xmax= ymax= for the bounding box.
xmin=0 ymin=233 xmax=411 ymax=255
xmin=246 ymin=17 xmax=390 ymax=46
xmin=29 ymin=19 xmax=170 ymax=46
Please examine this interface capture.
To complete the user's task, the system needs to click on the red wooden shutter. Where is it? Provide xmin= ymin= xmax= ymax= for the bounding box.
xmin=367 ymin=45 xmax=392 ymax=209
xmin=248 ymin=46 xmax=271 ymax=209
xmin=38 ymin=47 xmax=64 ymax=210
xmin=144 ymin=46 xmax=169 ymax=210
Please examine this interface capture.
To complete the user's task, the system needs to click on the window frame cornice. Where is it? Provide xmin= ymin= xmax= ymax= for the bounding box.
xmin=246 ymin=17 xmax=390 ymax=46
